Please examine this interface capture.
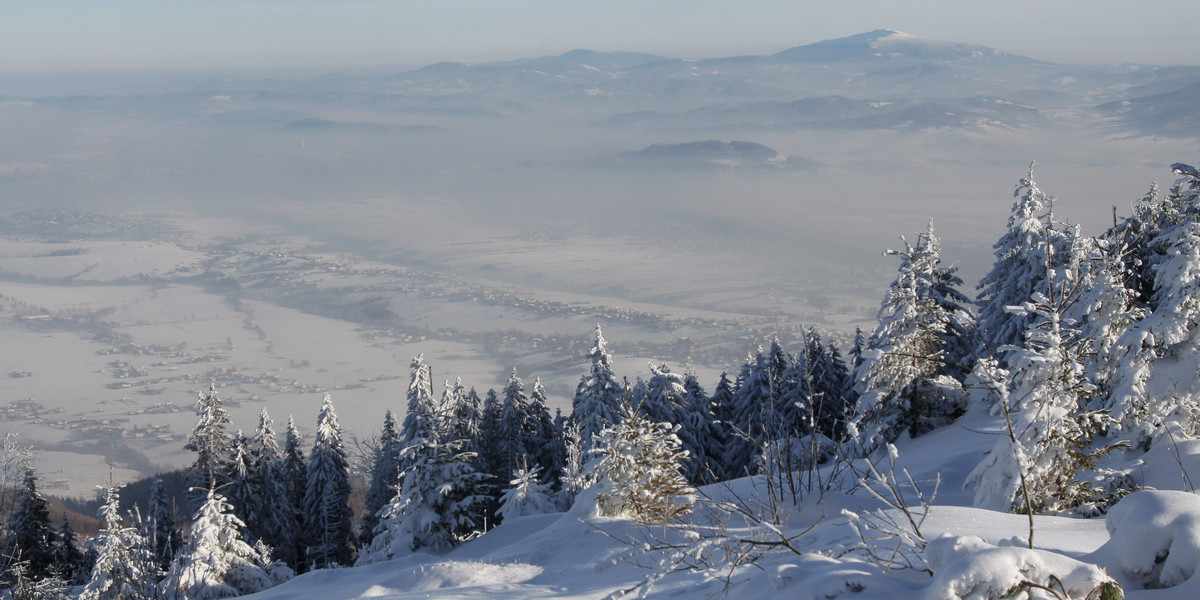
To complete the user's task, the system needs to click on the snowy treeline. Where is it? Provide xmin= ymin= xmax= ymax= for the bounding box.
xmin=6 ymin=160 xmax=1200 ymax=598
xmin=846 ymin=161 xmax=1200 ymax=517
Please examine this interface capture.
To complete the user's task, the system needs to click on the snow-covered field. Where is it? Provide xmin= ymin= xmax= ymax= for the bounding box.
xmin=0 ymin=209 xmax=806 ymax=489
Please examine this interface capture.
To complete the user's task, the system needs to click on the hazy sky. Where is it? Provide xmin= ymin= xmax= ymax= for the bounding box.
xmin=0 ymin=0 xmax=1194 ymax=72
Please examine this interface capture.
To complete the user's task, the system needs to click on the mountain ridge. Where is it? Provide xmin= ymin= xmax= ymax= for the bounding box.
xmin=772 ymin=28 xmax=1036 ymax=63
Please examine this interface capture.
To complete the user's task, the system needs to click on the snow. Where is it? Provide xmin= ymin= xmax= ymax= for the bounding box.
xmin=232 ymin=409 xmax=1199 ymax=600
xmin=925 ymin=536 xmax=1115 ymax=600
xmin=34 ymin=450 xmax=142 ymax=498
xmin=7 ymin=162 xmax=1200 ymax=600
xmin=252 ymin=558 xmax=544 ymax=600
xmin=1091 ymin=490 xmax=1200 ymax=589
xmin=0 ymin=239 xmax=204 ymax=282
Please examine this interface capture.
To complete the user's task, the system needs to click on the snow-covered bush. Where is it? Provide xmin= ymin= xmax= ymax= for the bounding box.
xmin=1092 ymin=489 xmax=1200 ymax=589
xmin=926 ymin=536 xmax=1121 ymax=600
xmin=4 ymin=563 xmax=70 ymax=600
xmin=558 ymin=420 xmax=594 ymax=504
xmin=592 ymin=404 xmax=695 ymax=523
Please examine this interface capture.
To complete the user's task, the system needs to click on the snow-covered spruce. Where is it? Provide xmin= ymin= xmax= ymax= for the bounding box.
xmin=301 ymin=393 xmax=356 ymax=569
xmin=149 ymin=474 xmax=183 ymax=576
xmin=361 ymin=409 xmax=402 ymax=546
xmin=79 ymin=484 xmax=158 ymax=600
xmin=492 ymin=368 xmax=533 ymax=487
xmin=854 ymin=222 xmax=967 ymax=449
xmin=968 ymin=248 xmax=1119 ymax=514
xmin=248 ymin=409 xmax=295 ymax=565
xmin=528 ymin=376 xmax=567 ymax=486
xmin=359 ymin=387 xmax=487 ymax=563
xmin=184 ymin=383 xmax=234 ymax=510
xmin=497 ymin=465 xmax=560 ymax=520
xmin=3 ymin=469 xmax=58 ymax=583
xmin=976 ymin=163 xmax=1072 ymax=358
xmin=163 ymin=489 xmax=291 ymax=600
xmin=572 ymin=324 xmax=624 ymax=450
xmin=1108 ymin=218 xmax=1200 ymax=447
xmin=279 ymin=416 xmax=307 ymax=568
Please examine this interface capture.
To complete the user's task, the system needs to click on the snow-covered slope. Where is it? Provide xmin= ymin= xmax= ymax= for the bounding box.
xmin=246 ymin=404 xmax=1200 ymax=600
xmin=773 ymin=29 xmax=1030 ymax=64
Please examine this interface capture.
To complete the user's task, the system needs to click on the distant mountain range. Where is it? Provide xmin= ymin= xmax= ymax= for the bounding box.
xmin=4 ymin=29 xmax=1198 ymax=140
xmin=211 ymin=29 xmax=1200 ymax=138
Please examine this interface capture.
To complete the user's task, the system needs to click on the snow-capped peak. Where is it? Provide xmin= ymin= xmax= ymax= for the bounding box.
xmin=773 ymin=29 xmax=1010 ymax=63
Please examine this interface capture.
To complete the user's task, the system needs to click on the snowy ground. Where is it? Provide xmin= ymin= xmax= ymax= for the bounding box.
xmin=245 ymin=404 xmax=1200 ymax=600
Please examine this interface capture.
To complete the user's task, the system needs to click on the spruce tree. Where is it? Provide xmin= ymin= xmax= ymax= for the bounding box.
xmin=642 ymin=364 xmax=709 ymax=483
xmin=163 ymin=489 xmax=281 ymax=600
xmin=184 ymin=383 xmax=233 ymax=510
xmin=497 ymin=466 xmax=559 ymax=520
xmin=360 ymin=410 xmax=401 ymax=546
xmin=446 ymin=381 xmax=479 ymax=460
xmin=1066 ymin=235 xmax=1144 ymax=407
xmin=3 ymin=469 xmax=58 ymax=583
xmin=79 ymin=484 xmax=158 ymax=600
xmin=1111 ymin=168 xmax=1200 ymax=308
xmin=398 ymin=354 xmax=438 ymax=495
xmin=976 ymin=164 xmax=1072 ymax=357
xmin=224 ymin=431 xmax=258 ymax=541
xmin=775 ymin=349 xmax=814 ymax=439
xmin=1111 ymin=180 xmax=1170 ymax=304
xmin=247 ymin=410 xmax=294 ymax=567
xmin=477 ymin=388 xmax=503 ymax=484
xmin=848 ymin=327 xmax=866 ymax=372
xmin=571 ymin=324 xmax=623 ymax=449
xmin=280 ymin=417 xmax=307 ymax=569
xmin=968 ymin=250 xmax=1115 ymax=513
xmin=148 ymin=476 xmax=181 ymax=576
xmin=680 ymin=370 xmax=723 ymax=483
xmin=558 ymin=420 xmax=590 ymax=503
xmin=725 ymin=349 xmax=775 ymax=475
xmin=707 ymin=371 xmax=736 ymax=481
xmin=302 ymin=393 xmax=356 ymax=569
xmin=1106 ymin=168 xmax=1200 ymax=447
xmin=592 ymin=401 xmax=695 ymax=523
xmin=400 ymin=354 xmax=436 ymax=446
xmin=640 ymin=364 xmax=682 ymax=425
xmin=854 ymin=222 xmax=966 ymax=448
xmin=804 ymin=328 xmax=853 ymax=440
xmin=493 ymin=368 xmax=532 ymax=484
xmin=455 ymin=387 xmax=484 ymax=449
xmin=359 ymin=394 xmax=486 ymax=561
xmin=528 ymin=377 xmax=565 ymax=485
xmin=51 ymin=512 xmax=87 ymax=586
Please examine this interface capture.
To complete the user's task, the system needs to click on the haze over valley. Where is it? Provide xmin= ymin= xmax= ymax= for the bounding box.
xmin=2 ymin=28 xmax=1198 ymax=489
